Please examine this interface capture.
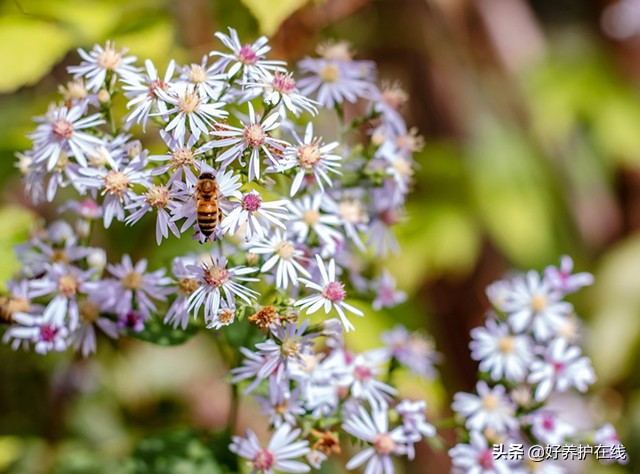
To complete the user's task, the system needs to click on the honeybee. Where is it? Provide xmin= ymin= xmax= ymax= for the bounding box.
xmin=195 ymin=172 xmax=221 ymax=241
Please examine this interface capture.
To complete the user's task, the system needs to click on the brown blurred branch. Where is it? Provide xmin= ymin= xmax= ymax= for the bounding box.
xmin=271 ymin=0 xmax=372 ymax=60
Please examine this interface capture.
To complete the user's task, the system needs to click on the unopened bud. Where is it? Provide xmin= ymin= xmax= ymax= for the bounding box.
xmin=127 ymin=141 xmax=142 ymax=159
xmin=98 ymin=89 xmax=111 ymax=104
xmin=87 ymin=248 xmax=107 ymax=270
xmin=245 ymin=252 xmax=259 ymax=266
xmin=74 ymin=219 xmax=90 ymax=239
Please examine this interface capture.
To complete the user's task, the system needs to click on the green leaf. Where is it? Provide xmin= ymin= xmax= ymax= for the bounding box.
xmin=0 ymin=206 xmax=37 ymax=291
xmin=392 ymin=203 xmax=480 ymax=292
xmin=113 ymin=19 xmax=176 ymax=65
xmin=0 ymin=436 xmax=22 ymax=472
xmin=14 ymin=0 xmax=121 ymax=43
xmin=127 ymin=317 xmax=199 ymax=346
xmin=586 ymin=235 xmax=640 ymax=385
xmin=467 ymin=122 xmax=557 ymax=268
xmin=0 ymin=16 xmax=74 ymax=93
xmin=131 ymin=429 xmax=224 ymax=474
xmin=239 ymin=0 xmax=309 ymax=36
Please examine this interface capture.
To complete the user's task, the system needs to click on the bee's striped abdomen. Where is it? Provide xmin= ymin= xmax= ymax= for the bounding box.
xmin=195 ymin=173 xmax=220 ymax=241
xmin=197 ymin=202 xmax=219 ymax=236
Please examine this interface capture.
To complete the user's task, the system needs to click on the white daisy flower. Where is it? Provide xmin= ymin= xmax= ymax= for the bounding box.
xmin=177 ymin=55 xmax=226 ymax=101
xmin=449 ymin=431 xmax=511 ymax=474
xmin=148 ymin=131 xmax=209 ymax=187
xmin=528 ymin=338 xmax=596 ymax=401
xmin=372 ymin=271 xmax=407 ymax=310
xmin=164 ymin=256 xmax=199 ymax=330
xmin=249 ymin=230 xmax=310 ymax=289
xmin=343 ymin=350 xmax=397 ymax=408
xmin=212 ymin=28 xmax=286 ymax=82
xmin=210 ymin=103 xmax=287 ymax=181
xmin=230 ymin=423 xmax=310 ymax=474
xmin=526 ymin=410 xmax=576 ymax=445
xmin=68 ymin=41 xmax=138 ymax=91
xmin=297 ymin=56 xmax=374 ymax=109
xmin=206 ymin=303 xmax=237 ymax=330
xmin=295 ymin=255 xmax=363 ymax=332
xmin=220 ymin=190 xmax=289 ymax=241
xmin=104 ymin=255 xmax=173 ymax=318
xmin=325 ymin=195 xmax=369 ymax=252
xmin=544 ymin=255 xmax=594 ymax=295
xmin=187 ymin=256 xmax=258 ymax=323
xmin=157 ymin=83 xmax=227 ymax=140
xmin=70 ymin=294 xmax=119 ymax=357
xmin=122 ymin=59 xmax=176 ymax=130
xmin=255 ymin=378 xmax=305 ymax=428
xmin=342 ymin=404 xmax=411 ymax=474
xmin=3 ymin=312 xmax=70 ymax=355
xmin=77 ymin=158 xmax=151 ymax=228
xmin=244 ymin=71 xmax=318 ymax=117
xmin=30 ymin=104 xmax=104 ymax=171
xmin=502 ymin=271 xmax=572 ymax=341
xmin=470 ymin=319 xmax=534 ymax=383
xmin=381 ymin=326 xmax=439 ymax=379
xmin=125 ymin=183 xmax=181 ymax=245
xmin=277 ymin=123 xmax=342 ymax=196
xmin=452 ymin=381 xmax=518 ymax=433
xmin=287 ymin=193 xmax=343 ymax=252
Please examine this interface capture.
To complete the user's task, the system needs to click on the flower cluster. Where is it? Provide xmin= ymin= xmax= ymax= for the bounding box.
xmin=449 ymin=256 xmax=626 ymax=473
xmin=4 ymin=30 xmax=417 ymax=355
xmin=230 ymin=317 xmax=439 ymax=473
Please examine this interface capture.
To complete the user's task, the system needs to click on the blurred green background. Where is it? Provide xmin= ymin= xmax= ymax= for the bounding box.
xmin=1 ymin=0 xmax=640 ymax=472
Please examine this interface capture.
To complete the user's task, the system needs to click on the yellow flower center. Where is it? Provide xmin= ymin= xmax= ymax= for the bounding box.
xmin=498 ymin=336 xmax=515 ymax=354
xmin=530 ymin=294 xmax=547 ymax=313
xmin=339 ymin=200 xmax=367 ymax=224
xmin=103 ymin=170 xmax=130 ymax=197
xmin=122 ymin=271 xmax=143 ymax=290
xmin=481 ymin=393 xmax=499 ymax=411
xmin=178 ymin=92 xmax=200 ymax=114
xmin=172 ymin=147 xmax=194 ymax=167
xmin=275 ymin=241 xmax=295 ymax=260
xmin=297 ymin=144 xmax=321 ymax=168
xmin=58 ymin=274 xmax=79 ymax=297
xmin=145 ymin=185 xmax=170 ymax=208
xmin=281 ymin=339 xmax=300 ymax=357
xmin=319 ymin=64 xmax=340 ymax=83
xmin=189 ymin=64 xmax=206 ymax=84
xmin=98 ymin=44 xmax=123 ymax=70
xmin=303 ymin=209 xmax=320 ymax=226
xmin=178 ymin=278 xmax=198 ymax=296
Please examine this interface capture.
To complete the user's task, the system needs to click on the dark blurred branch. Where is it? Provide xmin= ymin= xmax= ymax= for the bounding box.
xmin=271 ymin=0 xmax=371 ymax=60
xmin=173 ymin=0 xmax=216 ymax=56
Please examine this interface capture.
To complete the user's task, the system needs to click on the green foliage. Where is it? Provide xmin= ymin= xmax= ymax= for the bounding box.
xmin=0 ymin=206 xmax=37 ymax=291
xmin=586 ymin=235 xmax=640 ymax=385
xmin=392 ymin=202 xmax=479 ymax=292
xmin=238 ymin=0 xmax=309 ymax=36
xmin=466 ymin=121 xmax=559 ymax=268
xmin=526 ymin=48 xmax=640 ymax=164
xmin=127 ymin=317 xmax=199 ymax=346
xmin=129 ymin=429 xmax=226 ymax=474
xmin=0 ymin=16 xmax=74 ymax=93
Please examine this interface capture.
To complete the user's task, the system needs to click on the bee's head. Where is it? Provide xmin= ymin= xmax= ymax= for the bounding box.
xmin=199 ymin=172 xmax=215 ymax=180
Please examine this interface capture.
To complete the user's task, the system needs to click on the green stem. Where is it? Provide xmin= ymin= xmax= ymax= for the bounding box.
xmin=228 ymin=382 xmax=239 ymax=435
